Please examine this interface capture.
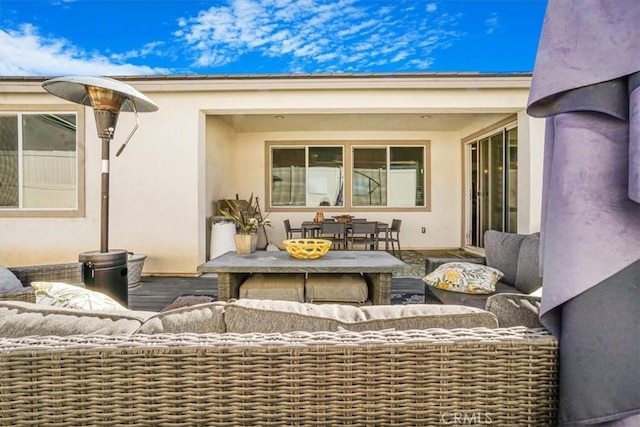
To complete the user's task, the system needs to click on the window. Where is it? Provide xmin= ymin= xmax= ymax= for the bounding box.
xmin=352 ymin=146 xmax=425 ymax=207
xmin=271 ymin=146 xmax=344 ymax=207
xmin=0 ymin=107 xmax=84 ymax=216
xmin=268 ymin=141 xmax=428 ymax=210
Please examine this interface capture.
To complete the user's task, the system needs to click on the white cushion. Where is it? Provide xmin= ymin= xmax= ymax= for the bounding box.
xmin=225 ymin=299 xmax=366 ymax=333
xmin=32 ymin=281 xmax=127 ymax=311
xmin=423 ymin=262 xmax=504 ymax=295
xmin=136 ymin=302 xmax=227 ymax=334
xmin=0 ymin=301 xmax=154 ymax=337
xmin=224 ymin=299 xmax=498 ymax=333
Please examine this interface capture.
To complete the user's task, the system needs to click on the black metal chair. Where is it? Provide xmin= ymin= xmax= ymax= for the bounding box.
xmin=380 ymin=219 xmax=402 ymax=258
xmin=319 ymin=221 xmax=347 ymax=250
xmin=283 ymin=219 xmax=303 ymax=239
xmin=349 ymin=221 xmax=379 ymax=251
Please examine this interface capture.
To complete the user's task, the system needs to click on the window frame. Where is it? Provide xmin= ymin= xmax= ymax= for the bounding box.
xmin=0 ymin=104 xmax=86 ymax=218
xmin=266 ymin=140 xmax=431 ymax=212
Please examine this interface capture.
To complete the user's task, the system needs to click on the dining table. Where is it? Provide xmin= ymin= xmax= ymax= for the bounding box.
xmin=300 ymin=220 xmax=389 ymax=250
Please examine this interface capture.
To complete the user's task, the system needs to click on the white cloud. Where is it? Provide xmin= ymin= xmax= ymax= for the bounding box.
xmin=110 ymin=42 xmax=166 ymax=62
xmin=0 ymin=25 xmax=169 ymax=76
xmin=176 ymin=0 xmax=463 ymax=73
xmin=0 ymin=0 xmax=465 ymax=76
xmin=485 ymin=13 xmax=499 ymax=35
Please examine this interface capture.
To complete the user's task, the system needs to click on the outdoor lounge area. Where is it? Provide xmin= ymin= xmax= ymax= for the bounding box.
xmin=2 ymin=1 xmax=639 ymax=425
xmin=0 ymin=235 xmax=557 ymax=425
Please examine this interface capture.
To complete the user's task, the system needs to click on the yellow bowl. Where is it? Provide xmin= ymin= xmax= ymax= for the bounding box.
xmin=283 ymin=239 xmax=331 ymax=260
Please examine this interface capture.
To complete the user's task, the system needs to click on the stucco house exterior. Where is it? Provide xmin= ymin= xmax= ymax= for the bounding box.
xmin=0 ymin=73 xmax=545 ymax=275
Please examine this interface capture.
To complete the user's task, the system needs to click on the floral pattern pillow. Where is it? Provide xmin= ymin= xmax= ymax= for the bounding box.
xmin=31 ymin=281 xmax=127 ymax=311
xmin=423 ymin=262 xmax=504 ymax=294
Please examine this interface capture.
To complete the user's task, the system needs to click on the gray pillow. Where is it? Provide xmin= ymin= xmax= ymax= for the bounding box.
xmin=0 ymin=266 xmax=23 ymax=292
xmin=515 ymin=233 xmax=543 ymax=294
xmin=484 ymin=231 xmax=527 ymax=286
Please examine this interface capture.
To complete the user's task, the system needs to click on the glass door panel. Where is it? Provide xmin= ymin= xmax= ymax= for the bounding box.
xmin=469 ymin=142 xmax=479 ymax=247
xmin=506 ymin=127 xmax=518 ymax=232
xmin=489 ymin=133 xmax=505 ymax=232
xmin=466 ymin=126 xmax=517 ymax=250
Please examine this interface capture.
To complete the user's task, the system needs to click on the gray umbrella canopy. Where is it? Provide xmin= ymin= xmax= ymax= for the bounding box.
xmin=527 ymin=1 xmax=640 ymax=426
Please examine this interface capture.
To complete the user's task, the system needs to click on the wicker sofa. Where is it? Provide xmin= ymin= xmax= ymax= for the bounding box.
xmin=0 ymin=263 xmax=557 ymax=426
xmin=425 ymin=231 xmax=543 ymax=308
xmin=1 ymin=262 xmax=84 ymax=304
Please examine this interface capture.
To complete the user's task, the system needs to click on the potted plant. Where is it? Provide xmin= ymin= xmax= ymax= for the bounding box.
xmin=219 ymin=194 xmax=271 ymax=254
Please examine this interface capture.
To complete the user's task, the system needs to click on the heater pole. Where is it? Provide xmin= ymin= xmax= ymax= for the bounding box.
xmin=100 ymin=134 xmax=111 ymax=253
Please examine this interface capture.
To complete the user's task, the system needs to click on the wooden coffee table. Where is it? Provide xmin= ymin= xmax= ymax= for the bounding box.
xmin=198 ymin=250 xmax=407 ymax=305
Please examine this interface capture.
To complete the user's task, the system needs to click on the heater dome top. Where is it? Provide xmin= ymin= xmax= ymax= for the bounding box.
xmin=42 ymin=76 xmax=158 ymax=113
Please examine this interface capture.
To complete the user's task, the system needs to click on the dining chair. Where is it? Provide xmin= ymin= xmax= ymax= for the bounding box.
xmin=349 ymin=221 xmax=379 ymax=251
xmin=380 ymin=219 xmax=402 ymax=258
xmin=319 ymin=221 xmax=347 ymax=250
xmin=283 ymin=219 xmax=303 ymax=239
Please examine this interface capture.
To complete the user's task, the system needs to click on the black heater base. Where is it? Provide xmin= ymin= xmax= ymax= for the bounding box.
xmin=79 ymin=249 xmax=129 ymax=307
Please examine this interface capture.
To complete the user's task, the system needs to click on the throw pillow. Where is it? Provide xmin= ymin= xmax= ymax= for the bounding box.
xmin=422 ymin=262 xmax=504 ymax=294
xmin=0 ymin=266 xmax=23 ymax=292
xmin=31 ymin=281 xmax=127 ymax=311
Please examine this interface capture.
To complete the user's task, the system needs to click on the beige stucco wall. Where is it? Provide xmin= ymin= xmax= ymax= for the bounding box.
xmin=0 ymin=89 xmax=206 ymax=274
xmin=1 ymin=75 xmax=542 ymax=275
xmin=517 ymin=113 xmax=546 ymax=234
xmin=218 ymin=129 xmax=465 ymax=250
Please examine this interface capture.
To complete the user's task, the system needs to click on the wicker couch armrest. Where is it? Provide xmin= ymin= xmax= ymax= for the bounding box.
xmin=424 ymin=256 xmax=486 ymax=275
xmin=9 ymin=262 xmax=84 ymax=287
xmin=0 ymin=286 xmax=36 ymax=304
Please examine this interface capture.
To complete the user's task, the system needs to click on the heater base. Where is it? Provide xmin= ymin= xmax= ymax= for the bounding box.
xmin=79 ymin=250 xmax=128 ymax=307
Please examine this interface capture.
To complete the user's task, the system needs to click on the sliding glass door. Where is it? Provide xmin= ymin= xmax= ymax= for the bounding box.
xmin=466 ymin=125 xmax=517 ymax=249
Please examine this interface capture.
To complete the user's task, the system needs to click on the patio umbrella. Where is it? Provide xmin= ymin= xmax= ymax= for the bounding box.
xmin=526 ymin=1 xmax=640 ymax=425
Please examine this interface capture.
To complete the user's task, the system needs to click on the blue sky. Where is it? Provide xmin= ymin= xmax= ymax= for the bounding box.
xmin=0 ymin=0 xmax=547 ymax=77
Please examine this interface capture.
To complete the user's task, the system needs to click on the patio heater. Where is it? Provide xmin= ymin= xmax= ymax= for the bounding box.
xmin=42 ymin=76 xmax=158 ymax=306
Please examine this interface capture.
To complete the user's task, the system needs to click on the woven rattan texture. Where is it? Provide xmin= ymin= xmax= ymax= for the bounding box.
xmin=0 ymin=287 xmax=36 ymax=303
xmin=9 ymin=263 xmax=84 ymax=286
xmin=0 ymin=328 xmax=558 ymax=426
